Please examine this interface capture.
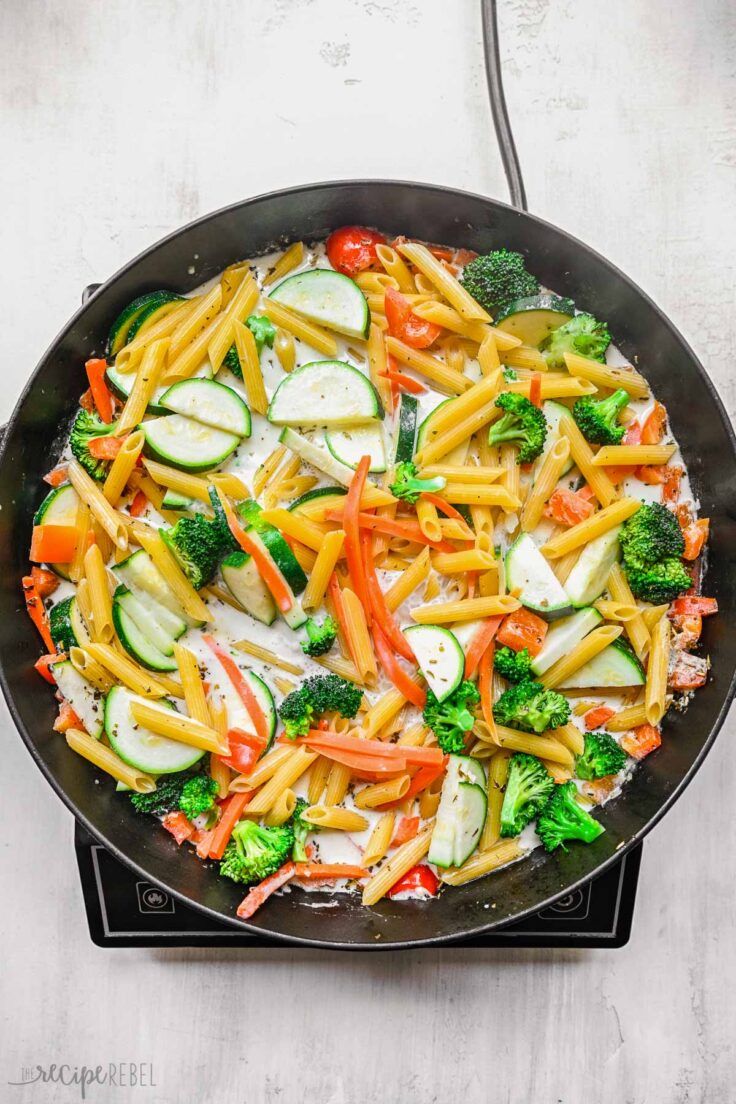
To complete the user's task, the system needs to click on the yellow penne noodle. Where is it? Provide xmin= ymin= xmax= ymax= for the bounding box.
xmin=521 ymin=437 xmax=570 ymax=532
xmin=506 ymin=374 xmax=596 ymax=399
xmin=500 ymin=444 xmax=521 ymax=505
xmin=258 ymin=507 xmax=335 ymax=555
xmin=302 ymin=529 xmax=346 ymax=611
xmin=117 ymin=338 xmax=169 ymax=432
xmin=439 ymin=484 xmax=521 ymax=509
xmin=559 ymin=414 xmax=618 ymax=507
xmin=133 ymin=525 xmax=211 ymax=623
xmin=641 ymin=604 xmax=669 ymax=632
xmin=480 ymin=750 xmax=510 ymax=850
xmin=423 ymin=371 xmax=502 ymax=437
xmin=265 ymin=789 xmax=298 ymax=827
xmin=384 ymin=548 xmax=430 ymax=613
xmin=594 ymin=599 xmax=639 ymax=622
xmin=375 ymin=243 xmax=415 ymax=292
xmin=354 ymin=776 xmax=410 ymax=810
xmin=478 ymin=331 xmax=502 ymax=375
xmin=263 ymin=299 xmax=338 ymax=357
xmin=83 ymin=643 xmax=170 ymax=698
xmin=69 ymin=646 xmax=113 ymax=694
xmin=324 ymin=762 xmax=352 ymax=806
xmin=416 ymin=497 xmax=442 ymax=543
xmin=83 ymin=543 xmax=114 ymax=643
xmin=253 ymin=445 xmax=287 ymax=497
xmin=315 ymin=653 xmax=364 ymax=685
xmin=103 ymin=430 xmax=144 ymax=504
xmin=564 ymin=351 xmax=649 ymax=398
xmin=540 ymin=625 xmax=623 ymax=689
xmin=549 ymin=723 xmax=585 ymax=757
xmin=362 ymin=824 xmax=434 ymax=906
xmin=645 ymin=614 xmax=670 ymax=725
xmin=432 ymin=549 xmax=495 ymax=574
xmin=68 ymin=499 xmax=91 ymax=584
xmin=67 ymin=460 xmax=128 ymax=550
xmin=129 ymin=700 xmax=229 ymax=755
xmin=232 ymin=640 xmax=304 ymax=676
xmin=303 ymin=805 xmax=369 ymax=832
xmin=230 ymin=745 xmax=294 ymax=791
xmin=362 ymin=812 xmax=396 ymax=867
xmin=606 ymin=701 xmax=649 ymax=732
xmin=207 ymin=273 xmax=260 ymax=371
xmin=173 ymin=643 xmax=210 ymax=728
xmin=141 ymin=460 xmax=210 ymax=503
xmin=500 ymin=345 xmax=548 ymax=372
xmin=385 ymin=336 xmax=471 ymax=395
xmin=168 ymin=283 xmax=222 ymax=361
xmin=219 ymin=262 xmax=249 ymax=307
xmin=233 ymin=318 xmax=268 ymax=416
xmin=421 ymin=464 xmax=504 ymax=485
xmin=115 ymin=299 xmax=193 ymax=367
xmin=246 ymin=747 xmax=319 ymax=815
xmin=415 ymin=402 xmax=500 ymax=467
xmin=591 ymin=444 xmax=677 ymax=466
xmin=441 ymin=838 xmax=523 ymax=885
xmin=208 ymin=471 xmax=250 ymax=500
xmin=341 ymin=587 xmax=377 ymax=683
xmin=263 ymin=241 xmax=305 ymax=287
xmin=274 ymin=329 xmax=296 ymax=373
xmin=411 ymin=595 xmax=520 ymax=624
xmin=307 ymin=756 xmax=332 ymax=805
xmin=541 ymin=498 xmax=641 ymax=559
xmin=65 ymin=728 xmax=156 ymax=793
xmin=492 ymin=725 xmax=575 ymax=767
xmin=365 ymin=325 xmax=392 ymax=411
xmin=396 ymin=242 xmax=491 ymax=322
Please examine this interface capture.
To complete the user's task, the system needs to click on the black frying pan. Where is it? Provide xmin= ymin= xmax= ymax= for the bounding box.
xmin=2 ymin=179 xmax=735 ymax=948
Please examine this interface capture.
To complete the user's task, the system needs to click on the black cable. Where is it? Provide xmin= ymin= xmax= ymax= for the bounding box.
xmin=481 ymin=0 xmax=528 ymax=212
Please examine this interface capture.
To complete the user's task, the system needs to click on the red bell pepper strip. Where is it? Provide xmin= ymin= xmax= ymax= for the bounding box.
xmin=387 ymin=864 xmax=440 ymax=898
xmin=22 ymin=575 xmax=55 ymax=652
xmin=85 ymin=358 xmax=114 ymax=424
xmin=390 ymin=816 xmax=420 ymax=848
xmin=326 ymin=226 xmax=385 ymax=277
xmin=384 ymin=287 xmax=442 ymax=349
xmin=379 ymin=367 xmax=427 ymax=394
xmin=208 ymin=791 xmax=253 ymax=860
xmin=361 ymin=531 xmax=414 ymax=661
xmin=34 ymin=653 xmax=59 ymax=685
xmin=237 ymin=861 xmax=297 ymax=919
xmin=478 ymin=643 xmax=495 ymax=732
xmin=669 ymin=596 xmax=718 ymax=618
xmin=128 ymin=489 xmax=149 ymax=517
xmin=203 ymin=635 xmax=270 ymax=745
xmin=217 ymin=728 xmax=268 ymax=774
xmin=30 ymin=524 xmax=79 ymax=564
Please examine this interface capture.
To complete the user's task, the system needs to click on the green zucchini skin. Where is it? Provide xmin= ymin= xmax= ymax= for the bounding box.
xmin=106 ymin=291 xmax=181 ymax=356
xmin=49 ymin=596 xmax=89 ymax=652
xmin=395 ymin=394 xmax=418 ymax=463
xmin=288 ymin=486 xmax=347 ymax=511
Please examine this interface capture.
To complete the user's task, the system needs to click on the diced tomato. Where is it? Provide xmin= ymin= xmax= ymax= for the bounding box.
xmin=162 ymin=811 xmax=195 ymax=845
xmin=384 ymin=288 xmax=442 ymax=349
xmin=129 ymin=489 xmax=149 ymax=518
xmin=581 ymin=776 xmax=617 ymax=804
xmin=623 ymin=420 xmax=642 ymax=445
xmin=668 ymin=652 xmax=708 ymax=691
xmin=621 ymin=724 xmax=661 ymax=760
xmin=88 ymin=435 xmax=126 ymax=460
xmin=662 ymin=466 xmax=683 ymax=504
xmin=34 ymin=653 xmax=58 ymax=684
xmin=386 ymin=864 xmax=440 ymax=899
xmin=671 ymin=615 xmax=702 ymax=651
xmin=31 ymin=566 xmax=60 ymax=598
xmin=390 ymin=816 xmax=420 ymax=848
xmin=326 ymin=226 xmax=385 ymax=277
xmin=79 ymin=388 xmax=95 ymax=414
xmin=496 ymin=607 xmax=548 ymax=657
xmin=669 ymin=596 xmax=718 ymax=618
xmin=583 ymin=705 xmax=616 ymax=730
xmin=53 ymin=701 xmax=82 ymax=733
xmin=602 ymin=465 xmax=637 ymax=484
xmin=43 ymin=465 xmax=68 ymax=487
xmin=640 ymin=401 xmax=667 ymax=445
xmin=218 ymin=728 xmax=267 ymax=774
xmin=544 ymin=487 xmax=595 ymax=528
xmin=682 ymin=519 xmax=709 ymax=561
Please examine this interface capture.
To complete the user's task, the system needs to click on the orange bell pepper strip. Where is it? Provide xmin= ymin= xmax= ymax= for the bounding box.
xmin=640 ymin=401 xmax=667 ymax=445
xmin=325 ymin=508 xmax=455 ymax=551
xmin=372 ymin=622 xmax=427 ymax=709
xmin=529 ymin=372 xmax=542 ymax=409
xmin=379 ymin=367 xmax=427 ymax=395
xmin=621 ymin=724 xmax=661 ymax=761
xmin=496 ymin=607 xmax=548 ymax=657
xmin=88 ymin=435 xmax=126 ymax=460
xmin=162 ymin=811 xmax=195 ymax=845
xmin=384 ymin=287 xmax=442 ymax=349
xmin=43 ymin=465 xmax=68 ymax=488
xmin=343 ymin=456 xmax=372 ymax=618
xmin=390 ymin=816 xmax=420 ymax=848
xmin=236 ymin=862 xmax=296 ymax=919
xmin=361 ymin=531 xmax=414 ymax=661
xmin=217 ymin=729 xmax=268 ymax=774
xmin=85 ymin=358 xmax=114 ymax=424
xmin=22 ymin=575 xmax=55 ymax=652
xmin=682 ymin=519 xmax=709 ymax=561
xmin=583 ymin=705 xmax=616 ymax=731
xmin=464 ymin=617 xmax=503 ymax=678
xmin=128 ymin=489 xmax=149 ymax=518
xmin=669 ymin=596 xmax=718 ymax=618
xmin=216 ymin=488 xmax=293 ymax=613
xmin=203 ymin=635 xmax=270 ymax=744
xmin=53 ymin=701 xmax=82 ymax=733
xmin=418 ymin=492 xmax=475 ymax=538
xmin=31 ymin=566 xmax=60 ymax=598
xmin=208 ymin=791 xmax=253 ymax=861
xmin=34 ymin=653 xmax=59 ymax=684
xmin=293 ymin=863 xmax=369 ymax=880
xmin=30 ymin=524 xmax=79 ymax=564
xmin=302 ymin=730 xmax=443 ymax=768
xmin=544 ymin=487 xmax=595 ymax=528
xmin=376 ymin=757 xmax=449 ymax=810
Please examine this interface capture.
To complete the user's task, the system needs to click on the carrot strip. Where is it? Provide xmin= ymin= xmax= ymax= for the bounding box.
xmin=478 ymin=642 xmax=495 ymax=733
xmin=464 ymin=617 xmax=503 ymax=678
xmin=529 ymin=372 xmax=542 ymax=409
xmin=372 ymin=623 xmax=427 ymax=708
xmin=34 ymin=653 xmax=59 ymax=684
xmin=31 ymin=566 xmax=60 ymax=598
xmin=22 ymin=575 xmax=55 ymax=652
xmin=325 ymin=509 xmax=455 ymax=551
xmin=216 ymin=488 xmax=292 ymax=613
xmin=88 ymin=435 xmax=126 ymax=460
xmin=203 ymin=635 xmax=270 ymax=744
xmin=417 ymin=492 xmax=474 ymax=535
xmin=361 ymin=531 xmax=414 ymax=661
xmin=85 ymin=358 xmax=114 ymax=424
xmin=343 ymin=456 xmax=372 ymax=618
xmin=390 ymin=816 xmax=420 ymax=847
xmin=379 ymin=369 xmax=427 ymax=395
xmin=195 ymin=828 xmax=217 ymax=860
xmin=128 ymin=489 xmax=149 ymax=518
xmin=303 ymin=730 xmax=443 ymax=767
xmin=43 ymin=465 xmax=68 ymax=488
xmin=236 ymin=862 xmax=296 ymax=919
xmin=30 ymin=524 xmax=79 ymax=564
xmin=583 ymin=705 xmax=616 ymax=730
xmin=293 ymin=863 xmax=369 ymax=880
xmin=208 ymin=791 xmax=253 ymax=860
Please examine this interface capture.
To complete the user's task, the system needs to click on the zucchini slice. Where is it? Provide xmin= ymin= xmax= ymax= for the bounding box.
xmin=324 ymin=424 xmax=386 ymax=473
xmin=105 ymin=686 xmax=204 ymax=774
xmin=161 ymin=489 xmax=195 ymax=510
xmin=269 ymin=269 xmax=370 ymax=340
xmin=125 ymin=295 xmax=184 ymax=345
xmin=429 ymin=755 xmax=487 ymax=868
xmin=395 ymin=393 xmax=418 ymax=464
xmin=115 ymin=548 xmax=200 ymax=627
xmin=495 ymin=294 xmax=575 ymax=347
xmin=534 ymin=400 xmax=575 ymax=480
xmin=106 ymin=291 xmax=181 ymax=356
xmin=564 ymin=527 xmax=621 ymax=608
xmin=278 ymin=428 xmax=355 ymax=487
xmin=403 ymin=624 xmax=465 ymax=703
xmin=113 ymin=585 xmax=185 ymax=655
xmin=49 ymin=596 xmax=90 ymax=652
xmin=112 ymin=593 xmax=179 ymax=673
xmin=213 ymin=667 xmax=277 ymax=747
xmin=417 ymin=400 xmax=470 ymax=466
xmin=220 ymin=550 xmax=277 ymax=625
xmin=505 ymin=533 xmax=573 ymax=620
xmin=288 ymin=486 xmax=347 ymax=512
xmin=558 ymin=638 xmax=645 ymax=689
xmin=106 ymin=361 xmax=213 ymax=416
xmin=51 ymin=660 xmax=104 ymax=739
xmin=140 ymin=414 xmax=240 ymax=473
xmin=530 ymin=607 xmax=602 ymax=677
xmin=268 ymin=361 xmax=383 ymax=427
xmin=238 ymin=501 xmax=308 ymax=596
xmin=33 ymin=483 xmax=80 ymax=580
xmin=159 ymin=379 xmax=251 ymax=438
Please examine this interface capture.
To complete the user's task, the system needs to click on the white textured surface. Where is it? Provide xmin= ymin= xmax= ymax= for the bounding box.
xmin=1 ymin=1 xmax=735 ymax=1102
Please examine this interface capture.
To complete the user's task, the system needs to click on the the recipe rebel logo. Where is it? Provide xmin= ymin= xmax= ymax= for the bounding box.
xmin=8 ymin=1062 xmax=156 ymax=1098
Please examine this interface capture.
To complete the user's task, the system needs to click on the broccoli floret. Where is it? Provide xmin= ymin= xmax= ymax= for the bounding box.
xmin=422 ymin=680 xmax=481 ymax=754
xmin=494 ymin=645 xmax=534 ymax=683
xmin=279 ymin=687 xmax=314 ymax=741
xmin=279 ymin=674 xmax=362 ymax=740
xmin=536 ymin=781 xmax=605 ymax=852
xmin=69 ymin=409 xmax=120 ymax=482
xmin=300 ymin=616 xmax=338 ymax=658
xmin=499 ymin=752 xmax=555 ymax=837
xmin=291 ymin=797 xmax=319 ymax=863
xmin=219 ymin=819 xmax=294 ymax=885
xmin=541 ymin=313 xmax=611 ymax=370
xmin=625 ymin=557 xmax=692 ymax=604
xmin=129 ymin=770 xmax=195 ymax=816
xmin=302 ymin=674 xmax=363 ymax=717
xmin=576 ymin=732 xmax=628 ymax=780
xmin=620 ymin=503 xmax=684 ymax=564
xmin=460 ymin=249 xmax=539 ymax=315
xmin=493 ymin=679 xmax=571 ymax=734
xmin=572 ymin=388 xmax=629 ymax=446
xmin=389 ymin=461 xmax=446 ymax=505
xmin=487 ymin=392 xmax=547 ymax=463
xmin=222 ymin=314 xmax=277 ymax=378
xmin=502 ymin=367 xmax=518 ymax=382
xmin=178 ymin=774 xmax=219 ymax=821
xmin=160 ymin=514 xmax=227 ymax=589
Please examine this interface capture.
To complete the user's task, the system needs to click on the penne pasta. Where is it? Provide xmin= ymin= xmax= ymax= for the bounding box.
xmin=173 ymin=643 xmax=210 ymax=727
xmin=302 ymin=529 xmax=346 ymax=611
xmin=559 ymin=414 xmax=619 ymax=507
xmin=385 ymin=336 xmax=472 ymax=395
xmin=396 ymin=241 xmax=491 ymax=321
xmin=83 ymin=543 xmax=114 ymax=643
xmin=564 ymin=351 xmax=649 ymax=399
xmin=506 ymin=375 xmax=596 ymax=399
xmin=142 ymin=459 xmax=211 ymax=502
xmin=341 ymin=587 xmax=377 ymax=683
xmin=263 ymin=299 xmax=338 ymax=357
xmin=375 ymin=243 xmax=415 ymax=293
xmin=168 ymin=283 xmax=222 ymax=361
xmin=307 ymin=755 xmax=332 ymax=805
xmin=129 ymin=700 xmax=229 ymax=755
xmin=549 ymin=723 xmax=585 ymax=757
xmin=362 ymin=812 xmax=396 ymax=867
xmin=303 ymin=805 xmax=369 ymax=832
xmin=117 ymin=338 xmax=169 ymax=433
xmin=539 ymin=625 xmax=623 ymax=689
xmin=263 ymin=241 xmax=305 ymax=287
xmin=353 ymin=775 xmax=411 ymax=809
xmin=479 ymin=750 xmax=510 ymax=850
xmin=132 ymin=525 xmax=211 ymax=623
xmin=265 ymin=789 xmax=297 ymax=827
xmin=324 ymin=762 xmax=352 ymax=806
xmin=229 ymin=745 xmax=294 ymax=791
xmin=416 ymin=497 xmax=442 ymax=543
xmin=645 ymin=614 xmax=670 ymax=725
xmin=541 ymin=498 xmax=641 ymax=559
xmin=103 ymin=430 xmax=144 ymax=504
xmin=67 ymin=460 xmax=128 ymax=550
xmin=521 ymin=437 xmax=571 ymax=532
xmin=432 ymin=549 xmax=495 ymax=574
xmin=491 ymin=725 xmax=575 ymax=767
xmin=440 ymin=838 xmax=523 ymax=885
xmin=245 ymin=747 xmax=318 ymax=815
xmin=592 ymin=444 xmax=676 ymax=467
xmin=641 ymin=604 xmax=669 ymax=633
xmin=594 ymin=599 xmax=640 ymax=623
xmin=65 ymin=728 xmax=156 ymax=793
xmin=366 ymin=325 xmax=392 ymax=411
xmin=232 ymin=639 xmax=304 ymax=675
xmin=606 ymin=700 xmax=649 ymax=732
xmin=258 ymin=507 xmax=335 ymax=555
xmin=361 ymin=823 xmax=434 ymax=906
xmin=439 ymin=484 xmax=521 ymax=509
xmin=411 ymin=595 xmax=520 ymax=624
xmin=233 ymin=318 xmax=268 ymax=416
xmin=82 ymin=643 xmax=170 ymax=698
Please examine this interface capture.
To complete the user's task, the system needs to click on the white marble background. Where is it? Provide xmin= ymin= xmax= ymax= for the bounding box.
xmin=1 ymin=1 xmax=734 ymax=1101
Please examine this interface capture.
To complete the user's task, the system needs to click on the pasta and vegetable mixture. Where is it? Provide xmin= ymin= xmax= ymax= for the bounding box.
xmin=24 ymin=227 xmax=716 ymax=918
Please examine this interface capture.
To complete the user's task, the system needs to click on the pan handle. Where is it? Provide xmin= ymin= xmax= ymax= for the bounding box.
xmin=82 ymin=283 xmax=102 ymax=304
xmin=480 ymin=0 xmax=528 ymax=212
